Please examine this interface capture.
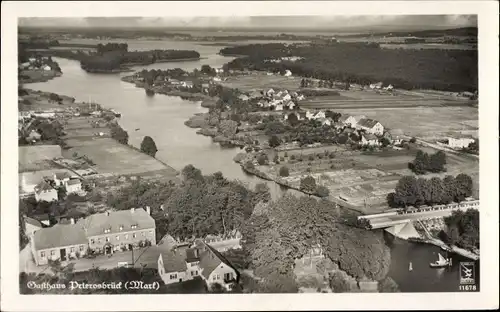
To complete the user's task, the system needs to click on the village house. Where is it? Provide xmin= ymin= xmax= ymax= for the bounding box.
xmin=213 ymin=77 xmax=222 ymax=82
xmin=157 ymin=244 xmax=190 ymax=285
xmin=43 ymin=65 xmax=52 ymax=71
xmin=169 ymin=79 xmax=181 ymax=85
xmin=34 ymin=181 xmax=58 ymax=202
xmin=285 ymin=100 xmax=296 ymax=110
xmin=447 ymin=136 xmax=475 ymax=149
xmin=78 ymin=207 xmax=156 ymax=255
xmin=317 ymin=117 xmax=332 ymax=126
xmin=266 ymin=88 xmax=275 ymax=97
xmin=296 ymin=94 xmax=306 ymax=101
xmin=386 ymin=129 xmax=405 ymax=145
xmin=340 ymin=115 xmax=366 ymax=128
xmin=66 ymin=178 xmax=83 ymax=194
xmin=384 ymin=84 xmax=394 ymax=91
xmin=181 ymin=81 xmax=194 ymax=88
xmin=53 ymin=172 xmax=72 ymax=187
xmin=275 ymin=104 xmax=284 ymax=111
xmin=284 ymin=70 xmax=293 ymax=77
xmin=249 ymin=90 xmax=263 ymax=100
xmin=314 ymin=111 xmax=326 ymax=120
xmin=238 ymin=94 xmax=249 ymax=102
xmin=31 ymin=221 xmax=89 ymax=265
xmin=369 ymin=82 xmax=383 ymax=89
xmin=356 ymin=118 xmax=384 ymax=136
xmin=361 ymin=133 xmax=381 ymax=146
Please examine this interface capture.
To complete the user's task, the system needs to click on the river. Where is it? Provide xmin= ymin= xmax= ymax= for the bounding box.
xmin=25 ymin=39 xmax=478 ymax=292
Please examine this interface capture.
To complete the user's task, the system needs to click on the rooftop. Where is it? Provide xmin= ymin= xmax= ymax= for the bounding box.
xmin=34 ymin=181 xmax=54 ymax=193
xmin=78 ymin=208 xmax=155 ymax=237
xmin=357 ymin=118 xmax=380 ymax=128
xmin=198 ymin=240 xmax=238 ymax=279
xmin=33 ymin=223 xmax=87 ymax=251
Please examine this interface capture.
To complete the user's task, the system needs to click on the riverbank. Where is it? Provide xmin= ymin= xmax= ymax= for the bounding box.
xmin=19 ymin=70 xmax=62 ymax=84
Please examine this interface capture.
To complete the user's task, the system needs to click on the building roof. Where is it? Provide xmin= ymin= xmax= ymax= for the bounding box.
xmin=357 ymin=118 xmax=380 ymax=129
xmin=338 ymin=115 xmax=350 ymax=122
xmin=31 ymin=213 xmax=50 ymax=222
xmin=78 ymin=208 xmax=155 ymax=237
xmin=55 ymin=171 xmax=72 ymax=180
xmin=24 ymin=216 xmax=44 ymax=228
xmin=34 ymin=181 xmax=54 ymax=193
xmin=67 ymin=179 xmax=81 ymax=186
xmin=198 ymin=240 xmax=238 ymax=279
xmin=185 ymin=247 xmax=200 ymax=263
xmin=33 ymin=223 xmax=88 ymax=250
xmin=159 ymin=245 xmax=188 ymax=273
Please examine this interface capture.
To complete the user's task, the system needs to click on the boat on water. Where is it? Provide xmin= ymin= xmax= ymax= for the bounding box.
xmin=409 ymin=262 xmax=413 ymax=271
xmin=429 ymin=253 xmax=452 ymax=268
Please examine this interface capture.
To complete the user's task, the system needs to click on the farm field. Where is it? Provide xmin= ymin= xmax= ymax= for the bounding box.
xmin=19 ymin=145 xmax=62 ymax=172
xmin=256 ymin=141 xmax=478 ymax=213
xmin=221 ymin=72 xmax=302 ymax=92
xmin=62 ymin=137 xmax=177 ymax=177
xmin=329 ymin=106 xmax=478 ymax=141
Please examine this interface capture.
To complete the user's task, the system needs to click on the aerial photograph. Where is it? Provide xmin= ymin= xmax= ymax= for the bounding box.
xmin=16 ymin=14 xmax=480 ymax=294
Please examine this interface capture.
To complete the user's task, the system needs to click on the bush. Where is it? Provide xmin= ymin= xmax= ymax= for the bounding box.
xmin=308 ymin=155 xmax=315 ymax=161
xmin=279 ymin=166 xmax=290 ymax=177
xmin=257 ymin=155 xmax=268 ymax=165
xmin=316 ymin=185 xmax=330 ymax=198
xmin=290 ymin=154 xmax=296 ymax=160
xmin=409 ymin=137 xmax=417 ymax=143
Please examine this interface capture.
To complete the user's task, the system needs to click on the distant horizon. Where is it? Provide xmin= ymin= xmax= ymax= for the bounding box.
xmin=18 ymin=16 xmax=477 ymax=33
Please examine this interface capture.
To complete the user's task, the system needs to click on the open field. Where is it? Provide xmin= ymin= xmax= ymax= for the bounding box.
xmin=221 ymin=72 xmax=303 ymax=92
xmin=19 ymin=89 xmax=75 ymax=111
xmin=62 ymin=137 xmax=177 ymax=177
xmin=19 ymin=145 xmax=62 ymax=172
xmin=329 ymin=106 xmax=478 ymax=141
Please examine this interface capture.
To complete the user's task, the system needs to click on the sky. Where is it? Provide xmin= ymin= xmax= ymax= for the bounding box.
xmin=18 ymin=16 xmax=477 ymax=31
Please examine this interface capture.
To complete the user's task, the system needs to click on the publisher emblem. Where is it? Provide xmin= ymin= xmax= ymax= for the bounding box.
xmin=459 ymin=262 xmax=475 ymax=285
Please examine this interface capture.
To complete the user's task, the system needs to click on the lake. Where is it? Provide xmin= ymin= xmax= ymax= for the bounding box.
xmin=25 ymin=39 xmax=478 ymax=292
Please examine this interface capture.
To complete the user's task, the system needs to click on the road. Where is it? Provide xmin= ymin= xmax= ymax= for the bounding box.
xmin=370 ymin=207 xmax=473 ymax=229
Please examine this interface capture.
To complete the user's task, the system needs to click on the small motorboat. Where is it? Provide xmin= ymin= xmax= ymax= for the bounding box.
xmin=429 ymin=253 xmax=452 ymax=268
xmin=135 ymin=128 xmax=140 ymax=131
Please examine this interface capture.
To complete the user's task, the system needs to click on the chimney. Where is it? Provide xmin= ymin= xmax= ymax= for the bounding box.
xmin=70 ymin=218 xmax=75 ymax=224
xmin=146 ymin=206 xmax=151 ymax=215
xmin=131 ymin=208 xmax=135 ymax=213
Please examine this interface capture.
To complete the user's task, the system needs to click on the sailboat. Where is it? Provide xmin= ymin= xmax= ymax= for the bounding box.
xmin=409 ymin=262 xmax=413 ymax=271
xmin=429 ymin=253 xmax=452 ymax=268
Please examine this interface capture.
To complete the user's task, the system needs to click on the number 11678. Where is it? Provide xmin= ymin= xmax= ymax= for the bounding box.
xmin=459 ymin=285 xmax=477 ymax=291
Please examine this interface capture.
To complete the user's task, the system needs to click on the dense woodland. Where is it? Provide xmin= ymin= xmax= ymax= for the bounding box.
xmin=442 ymin=209 xmax=479 ymax=250
xmin=80 ymin=43 xmax=200 ymax=72
xmin=241 ymin=194 xmax=391 ymax=292
xmin=220 ymin=42 xmax=477 ymax=92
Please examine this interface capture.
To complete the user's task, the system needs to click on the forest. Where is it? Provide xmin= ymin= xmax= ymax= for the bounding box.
xmin=240 ymin=194 xmax=391 ymax=292
xmin=220 ymin=42 xmax=478 ymax=92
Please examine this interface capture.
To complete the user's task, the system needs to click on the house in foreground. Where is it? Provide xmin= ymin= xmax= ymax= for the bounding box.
xmin=356 ymin=118 xmax=384 ymax=136
xmin=34 ymin=181 xmax=58 ymax=202
xmin=31 ymin=221 xmax=89 ymax=265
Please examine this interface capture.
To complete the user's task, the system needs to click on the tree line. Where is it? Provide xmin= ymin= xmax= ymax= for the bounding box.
xmin=409 ymin=150 xmax=447 ymax=174
xmin=387 ymin=174 xmax=474 ymax=208
xmin=442 ymin=209 xmax=479 ymax=250
xmin=220 ymin=42 xmax=477 ymax=92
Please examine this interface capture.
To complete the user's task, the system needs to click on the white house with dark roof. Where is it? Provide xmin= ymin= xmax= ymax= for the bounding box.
xmin=53 ymin=172 xmax=72 ymax=187
xmin=340 ymin=115 xmax=366 ymax=128
xmin=361 ymin=133 xmax=381 ymax=146
xmin=78 ymin=207 xmax=156 ymax=254
xmin=34 ymin=181 xmax=58 ymax=202
xmin=31 ymin=222 xmax=89 ymax=265
xmin=356 ymin=118 xmax=384 ymax=136
xmin=66 ymin=178 xmax=82 ymax=194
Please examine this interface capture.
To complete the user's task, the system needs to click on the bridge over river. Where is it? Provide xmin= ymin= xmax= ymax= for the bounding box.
xmin=358 ymin=199 xmax=479 ymax=239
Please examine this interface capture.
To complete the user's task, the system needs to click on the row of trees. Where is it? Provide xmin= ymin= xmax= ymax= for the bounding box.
xmin=241 ymin=194 xmax=391 ymax=292
xmin=109 ymin=122 xmax=129 ymax=145
xmin=409 ymin=150 xmax=447 ymax=174
xmin=221 ymin=42 xmax=477 ymax=92
xmin=106 ymin=166 xmax=269 ymax=241
xmin=387 ymin=174 xmax=473 ymax=208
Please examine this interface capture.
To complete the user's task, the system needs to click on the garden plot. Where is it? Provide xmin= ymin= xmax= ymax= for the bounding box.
xmin=19 ymin=145 xmax=62 ymax=172
xmin=222 ymin=73 xmax=302 ymax=92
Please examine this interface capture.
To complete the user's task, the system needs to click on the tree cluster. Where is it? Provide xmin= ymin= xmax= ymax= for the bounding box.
xmin=387 ymin=174 xmax=474 ymax=208
xmin=409 ymin=150 xmax=447 ymax=174
xmin=106 ymin=166 xmax=267 ymax=242
xmin=221 ymin=42 xmax=477 ymax=92
xmin=109 ymin=122 xmax=129 ymax=145
xmin=443 ymin=209 xmax=479 ymax=250
xmin=241 ymin=194 xmax=391 ymax=293
xmin=140 ymin=136 xmax=158 ymax=158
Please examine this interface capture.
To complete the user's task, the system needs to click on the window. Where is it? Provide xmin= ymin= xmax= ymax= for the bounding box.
xmin=40 ymin=251 xmax=45 ymax=258
xmin=149 ymin=230 xmax=153 ymax=235
xmin=132 ymin=233 xmax=136 ymax=239
xmin=216 ymin=274 xmax=220 ymax=280
xmin=106 ymin=237 xmax=110 ymax=242
xmin=224 ymin=273 xmax=234 ymax=281
xmin=79 ymin=245 xmax=84 ymax=251
xmin=70 ymin=247 xmax=75 ymax=252
xmin=170 ymin=274 xmax=177 ymax=280
xmin=116 ymin=236 xmax=120 ymax=241
xmin=50 ymin=250 xmax=55 ymax=256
